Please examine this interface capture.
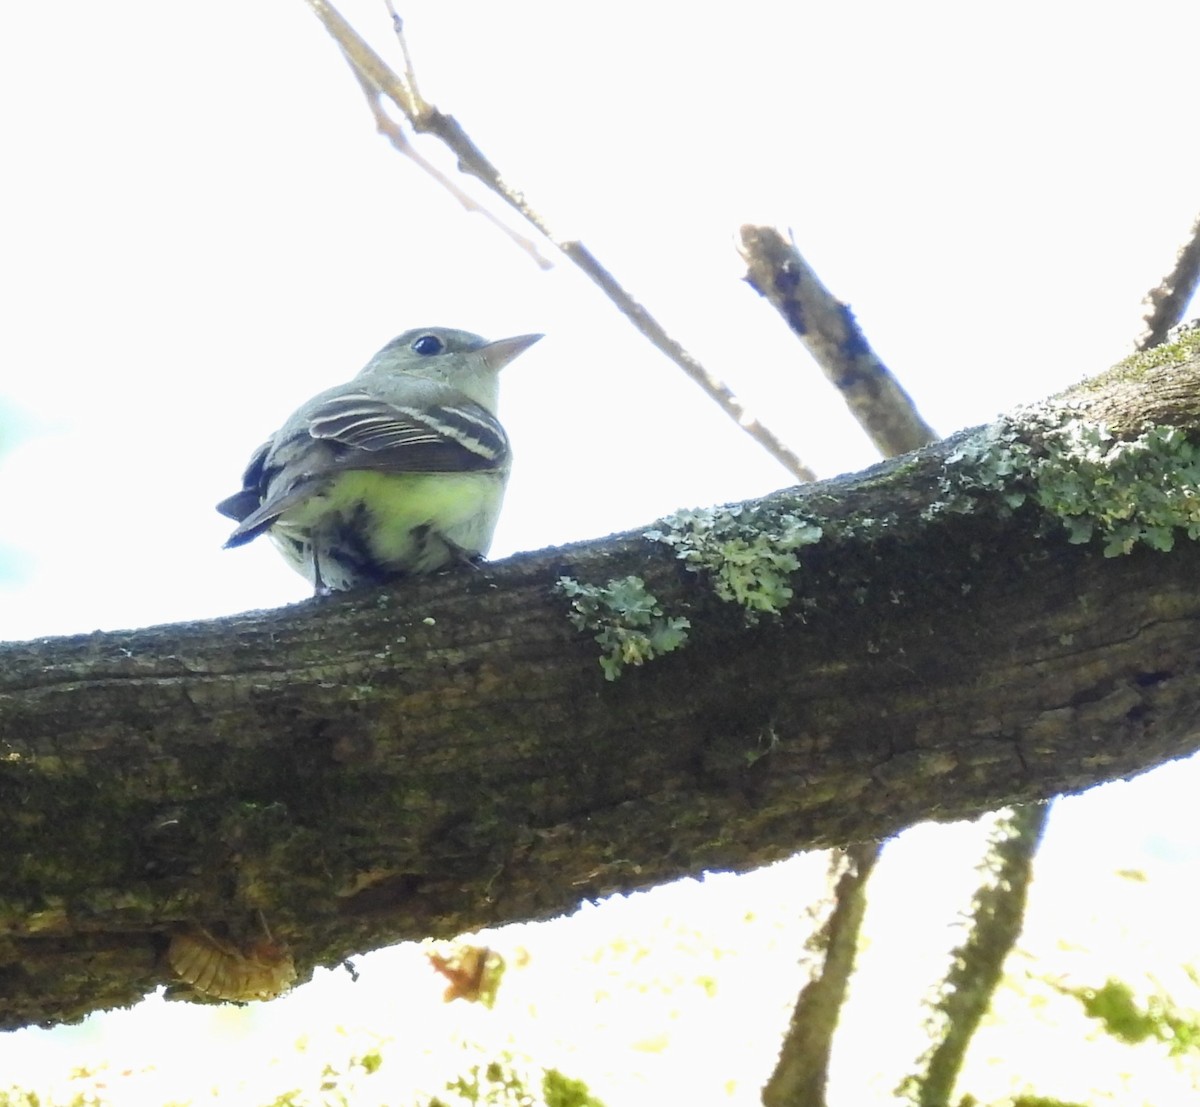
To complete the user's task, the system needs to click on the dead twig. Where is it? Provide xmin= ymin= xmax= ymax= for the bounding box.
xmin=750 ymin=226 xmax=931 ymax=1103
xmin=1137 ymin=209 xmax=1200 ymax=351
xmin=899 ymin=806 xmax=1050 ymax=1106
xmin=762 ymin=843 xmax=880 ymax=1107
xmin=347 ymin=66 xmax=553 ymax=270
xmin=740 ymin=225 xmax=937 ymax=456
xmin=559 ymin=241 xmax=817 ymax=481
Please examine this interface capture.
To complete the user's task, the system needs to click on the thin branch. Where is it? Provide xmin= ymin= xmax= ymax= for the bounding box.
xmin=298 ymin=0 xmax=815 ymax=483
xmin=558 ymin=241 xmax=817 ymax=481
xmin=347 ymin=66 xmax=553 ymax=270
xmin=761 ymin=843 xmax=880 ymax=1107
xmin=886 ymin=209 xmax=1200 ymax=1104
xmin=739 ymin=225 xmax=938 ymax=457
xmin=383 ymin=0 xmax=422 ymax=105
xmin=756 ymin=233 xmax=933 ymax=1101
xmin=1137 ymin=209 xmax=1200 ymax=351
xmin=891 ymin=203 xmax=1200 ymax=1107
xmin=899 ymin=805 xmax=1051 ymax=1107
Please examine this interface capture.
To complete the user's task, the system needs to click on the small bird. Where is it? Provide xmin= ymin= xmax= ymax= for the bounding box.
xmin=217 ymin=326 xmax=542 ymax=594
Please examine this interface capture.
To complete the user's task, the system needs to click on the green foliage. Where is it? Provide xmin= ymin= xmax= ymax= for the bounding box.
xmin=1006 ymin=1097 xmax=1089 ymax=1107
xmin=954 ymin=1097 xmax=1089 ymax=1107
xmin=645 ymin=505 xmax=822 ymax=622
xmin=257 ymin=1046 xmax=386 ymax=1107
xmin=0 ymin=1080 xmax=106 ymax=1107
xmin=541 ymin=1069 xmax=606 ymax=1107
xmin=556 ymin=575 xmax=690 ymax=680
xmin=936 ymin=412 xmax=1200 ymax=556
xmin=434 ymin=1058 xmax=605 ymax=1107
xmin=355 ymin=1047 xmax=383 ymax=1075
xmin=1050 ymin=977 xmax=1200 ymax=1057
xmin=443 ymin=1060 xmax=533 ymax=1106
xmin=0 ymin=1044 xmax=603 ymax=1107
xmin=0 ymin=1089 xmax=41 ymax=1107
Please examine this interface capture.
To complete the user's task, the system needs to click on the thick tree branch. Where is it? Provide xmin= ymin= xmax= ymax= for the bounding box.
xmin=3 ymin=342 xmax=1200 ymax=1029
xmin=757 ymin=234 xmax=936 ymax=1100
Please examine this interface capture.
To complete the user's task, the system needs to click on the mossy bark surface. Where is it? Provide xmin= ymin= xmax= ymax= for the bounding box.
xmin=3 ymin=347 xmax=1200 ymax=1029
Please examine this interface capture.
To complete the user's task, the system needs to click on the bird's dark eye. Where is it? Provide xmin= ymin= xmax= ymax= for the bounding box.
xmin=411 ymin=334 xmax=445 ymax=356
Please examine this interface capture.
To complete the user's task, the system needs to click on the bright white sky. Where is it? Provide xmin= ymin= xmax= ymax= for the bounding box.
xmin=2 ymin=2 xmax=1199 ymax=1103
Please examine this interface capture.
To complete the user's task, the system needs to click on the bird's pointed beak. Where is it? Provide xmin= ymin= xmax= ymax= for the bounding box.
xmin=481 ymin=332 xmax=543 ymax=372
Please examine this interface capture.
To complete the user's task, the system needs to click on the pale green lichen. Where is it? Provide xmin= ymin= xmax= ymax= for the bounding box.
xmin=935 ymin=409 xmax=1200 ymax=557
xmin=556 ymin=575 xmax=690 ymax=681
xmin=644 ymin=505 xmax=823 ymax=622
xmin=1035 ymin=422 xmax=1200 ymax=554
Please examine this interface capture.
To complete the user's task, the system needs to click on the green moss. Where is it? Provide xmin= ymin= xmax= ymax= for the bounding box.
xmin=1113 ymin=319 xmax=1200 ymax=378
xmin=934 ymin=410 xmax=1200 ymax=557
xmin=556 ymin=576 xmax=690 ymax=681
xmin=644 ymin=505 xmax=823 ymax=621
xmin=1065 ymin=321 xmax=1200 ymax=397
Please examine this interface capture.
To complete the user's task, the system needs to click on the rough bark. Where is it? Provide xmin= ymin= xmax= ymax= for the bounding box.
xmin=2 ymin=342 xmax=1200 ymax=1030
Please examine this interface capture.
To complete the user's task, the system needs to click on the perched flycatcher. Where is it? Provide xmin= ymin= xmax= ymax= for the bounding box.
xmin=217 ymin=327 xmax=542 ymax=594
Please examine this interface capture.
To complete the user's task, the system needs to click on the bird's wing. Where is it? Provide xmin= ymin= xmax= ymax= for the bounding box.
xmin=307 ymin=391 xmax=509 ymax=473
xmin=217 ymin=391 xmax=509 ymax=548
xmin=219 ymin=433 xmax=334 ymax=548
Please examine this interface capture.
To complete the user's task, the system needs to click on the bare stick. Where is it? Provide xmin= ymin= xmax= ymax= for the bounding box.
xmin=762 ymin=843 xmax=879 ymax=1107
xmin=899 ymin=806 xmax=1049 ymax=1106
xmin=752 ymin=224 xmax=929 ymax=1102
xmin=559 ymin=241 xmax=817 ymax=481
xmin=383 ymin=0 xmax=421 ymax=104
xmin=299 ymin=0 xmax=815 ymax=482
xmin=1137 ymin=209 xmax=1200 ymax=351
xmin=740 ymin=225 xmax=938 ymax=456
xmin=347 ymin=66 xmax=553 ymax=270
